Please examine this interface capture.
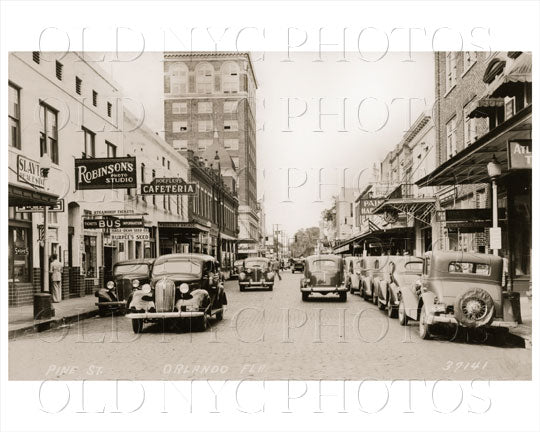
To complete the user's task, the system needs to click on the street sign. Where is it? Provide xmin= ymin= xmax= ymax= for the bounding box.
xmin=74 ymin=157 xmax=137 ymax=190
xmin=16 ymin=199 xmax=65 ymax=213
xmin=490 ymin=227 xmax=502 ymax=250
xmin=84 ymin=217 xmax=144 ymax=229
xmin=140 ymin=177 xmax=196 ymax=195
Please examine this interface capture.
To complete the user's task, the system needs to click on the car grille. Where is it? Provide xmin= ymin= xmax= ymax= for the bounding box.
xmin=155 ymin=282 xmax=175 ymax=312
xmin=116 ymin=279 xmax=133 ymax=301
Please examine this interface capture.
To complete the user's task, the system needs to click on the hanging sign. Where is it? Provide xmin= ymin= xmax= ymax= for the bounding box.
xmin=16 ymin=199 xmax=65 ymax=213
xmin=17 ymin=155 xmax=45 ymax=189
xmin=74 ymin=157 xmax=137 ymax=190
xmin=84 ymin=217 xmax=144 ymax=229
xmin=140 ymin=177 xmax=196 ymax=195
xmin=507 ymin=140 xmax=532 ymax=170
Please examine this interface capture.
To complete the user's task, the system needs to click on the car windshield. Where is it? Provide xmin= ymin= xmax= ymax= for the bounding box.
xmin=245 ymin=260 xmax=268 ymax=269
xmin=448 ymin=262 xmax=491 ymax=275
xmin=311 ymin=259 xmax=338 ymax=271
xmin=403 ymin=261 xmax=423 ymax=272
xmin=113 ymin=264 xmax=149 ymax=277
xmin=152 ymin=259 xmax=201 ymax=275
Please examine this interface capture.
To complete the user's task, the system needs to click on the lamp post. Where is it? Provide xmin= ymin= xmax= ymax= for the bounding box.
xmin=487 ymin=154 xmax=502 ymax=256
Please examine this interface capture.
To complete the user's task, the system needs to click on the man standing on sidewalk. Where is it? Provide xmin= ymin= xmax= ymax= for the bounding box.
xmin=272 ymin=259 xmax=282 ymax=281
xmin=50 ymin=254 xmax=62 ymax=303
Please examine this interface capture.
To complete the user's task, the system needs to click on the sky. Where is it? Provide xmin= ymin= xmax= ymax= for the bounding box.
xmin=104 ymin=51 xmax=435 ymax=237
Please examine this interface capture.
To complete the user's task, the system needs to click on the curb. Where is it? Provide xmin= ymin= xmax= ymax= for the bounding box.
xmin=8 ymin=309 xmax=98 ymax=340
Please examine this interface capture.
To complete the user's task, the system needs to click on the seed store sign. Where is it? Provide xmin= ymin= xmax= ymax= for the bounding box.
xmin=75 ymin=157 xmax=137 ymax=190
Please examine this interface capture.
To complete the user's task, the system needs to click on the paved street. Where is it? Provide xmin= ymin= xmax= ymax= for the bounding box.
xmin=9 ymin=271 xmax=531 ymax=380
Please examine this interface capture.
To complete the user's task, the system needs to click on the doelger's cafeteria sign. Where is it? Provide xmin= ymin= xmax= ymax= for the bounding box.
xmin=74 ymin=157 xmax=137 ymax=190
xmin=141 ymin=177 xmax=196 ymax=195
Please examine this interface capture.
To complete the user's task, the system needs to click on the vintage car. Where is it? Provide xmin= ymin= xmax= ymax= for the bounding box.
xmin=359 ymin=256 xmax=391 ymax=302
xmin=238 ymin=257 xmax=275 ymax=291
xmin=291 ymin=258 xmax=305 ymax=273
xmin=344 ymin=256 xmax=363 ymax=294
xmin=125 ymin=253 xmax=227 ymax=333
xmin=95 ymin=259 xmax=154 ymax=316
xmin=300 ymin=254 xmax=348 ymax=301
xmin=397 ymin=251 xmax=518 ymax=341
xmin=374 ymin=256 xmax=423 ymax=318
xmin=230 ymin=259 xmax=244 ymax=279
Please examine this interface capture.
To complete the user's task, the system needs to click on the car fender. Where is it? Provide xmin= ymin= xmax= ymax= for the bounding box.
xmin=399 ymin=286 xmax=419 ymax=320
xmin=377 ymin=280 xmax=387 ymax=301
xmin=95 ymin=288 xmax=114 ymax=302
xmin=176 ymin=289 xmax=210 ymax=310
xmin=419 ymin=291 xmax=437 ymax=324
xmin=129 ymin=289 xmax=155 ymax=311
xmin=388 ymin=282 xmax=400 ymax=304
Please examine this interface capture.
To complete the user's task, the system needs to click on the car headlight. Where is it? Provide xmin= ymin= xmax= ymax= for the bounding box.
xmin=132 ymin=279 xmax=140 ymax=288
xmin=179 ymin=283 xmax=189 ymax=294
xmin=239 ymin=272 xmax=246 ymax=280
xmin=246 ymin=269 xmax=252 ymax=274
xmin=267 ymin=271 xmax=274 ymax=279
xmin=106 ymin=280 xmax=115 ymax=289
xmin=141 ymin=283 xmax=151 ymax=294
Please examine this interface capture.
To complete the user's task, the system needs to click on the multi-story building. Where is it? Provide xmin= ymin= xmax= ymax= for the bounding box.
xmin=162 ymin=52 xmax=259 ymax=257
xmin=417 ymin=51 xmax=532 ymax=292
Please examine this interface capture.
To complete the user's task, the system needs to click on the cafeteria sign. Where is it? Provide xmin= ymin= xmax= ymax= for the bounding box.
xmin=141 ymin=177 xmax=196 ymax=195
xmin=507 ymin=140 xmax=532 ymax=170
xmin=75 ymin=157 xmax=137 ymax=190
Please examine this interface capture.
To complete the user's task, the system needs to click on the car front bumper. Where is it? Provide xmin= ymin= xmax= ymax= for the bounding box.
xmin=239 ymin=280 xmax=274 ymax=287
xmin=95 ymin=300 xmax=127 ymax=308
xmin=428 ymin=314 xmax=518 ymax=328
xmin=300 ymin=286 xmax=349 ymax=293
xmin=125 ymin=311 xmax=205 ymax=319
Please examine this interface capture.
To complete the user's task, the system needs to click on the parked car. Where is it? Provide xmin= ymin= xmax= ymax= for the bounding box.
xmin=291 ymin=258 xmax=305 ymax=273
xmin=375 ymin=256 xmax=423 ymax=318
xmin=300 ymin=254 xmax=348 ymax=301
xmin=95 ymin=259 xmax=154 ymax=316
xmin=397 ymin=251 xmax=518 ymax=342
xmin=360 ymin=256 xmax=391 ymax=302
xmin=125 ymin=253 xmax=227 ymax=333
xmin=230 ymin=259 xmax=244 ymax=279
xmin=238 ymin=257 xmax=275 ymax=291
xmin=344 ymin=256 xmax=363 ymax=294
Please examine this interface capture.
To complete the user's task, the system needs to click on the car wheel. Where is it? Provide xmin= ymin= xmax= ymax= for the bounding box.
xmin=131 ymin=319 xmax=143 ymax=334
xmin=302 ymin=292 xmax=309 ymax=301
xmin=215 ymin=308 xmax=224 ymax=321
xmin=418 ymin=304 xmax=432 ymax=340
xmin=339 ymin=292 xmax=347 ymax=302
xmin=398 ymin=298 xmax=408 ymax=326
xmin=193 ymin=313 xmax=209 ymax=332
xmin=377 ymin=292 xmax=385 ymax=310
xmin=387 ymin=292 xmax=397 ymax=318
xmin=268 ymin=284 xmax=274 ymax=291
xmin=239 ymin=285 xmax=245 ymax=292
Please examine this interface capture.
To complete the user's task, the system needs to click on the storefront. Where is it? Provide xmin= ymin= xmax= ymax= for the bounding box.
xmin=158 ymin=221 xmax=211 ymax=255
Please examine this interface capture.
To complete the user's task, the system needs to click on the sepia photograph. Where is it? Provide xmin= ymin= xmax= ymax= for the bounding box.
xmin=1 ymin=1 xmax=538 ymax=432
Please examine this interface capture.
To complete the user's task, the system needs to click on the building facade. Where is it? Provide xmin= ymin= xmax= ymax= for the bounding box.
xmin=162 ymin=52 xmax=259 ymax=257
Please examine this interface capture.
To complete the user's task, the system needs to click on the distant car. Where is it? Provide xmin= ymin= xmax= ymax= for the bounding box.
xmin=291 ymin=259 xmax=305 ymax=273
xmin=125 ymin=254 xmax=227 ymax=333
xmin=238 ymin=257 xmax=275 ymax=291
xmin=398 ymin=251 xmax=518 ymax=342
xmin=231 ymin=259 xmax=244 ymax=279
xmin=95 ymin=259 xmax=154 ymax=316
xmin=374 ymin=256 xmax=423 ymax=318
xmin=300 ymin=254 xmax=348 ymax=301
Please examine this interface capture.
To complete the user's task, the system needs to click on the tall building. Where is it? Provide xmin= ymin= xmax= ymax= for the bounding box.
xmin=162 ymin=52 xmax=259 ymax=257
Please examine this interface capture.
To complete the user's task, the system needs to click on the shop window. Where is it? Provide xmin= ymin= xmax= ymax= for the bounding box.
xmin=84 ymin=235 xmax=97 ymax=278
xmin=40 ymin=102 xmax=59 ymax=164
xmin=9 ymin=226 xmax=31 ymax=283
xmin=8 ymin=83 xmax=21 ymax=149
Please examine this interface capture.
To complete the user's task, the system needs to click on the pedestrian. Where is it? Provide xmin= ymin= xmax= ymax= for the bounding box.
xmin=49 ymin=253 xmax=63 ymax=303
xmin=273 ymin=259 xmax=282 ymax=280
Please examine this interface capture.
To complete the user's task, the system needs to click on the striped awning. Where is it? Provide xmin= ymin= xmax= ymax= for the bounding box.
xmin=489 ymin=52 xmax=532 ymax=97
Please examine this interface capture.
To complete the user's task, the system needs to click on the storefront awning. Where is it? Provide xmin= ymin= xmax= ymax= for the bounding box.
xmin=372 ymin=197 xmax=436 ymax=225
xmin=416 ymin=104 xmax=532 ymax=187
xmin=489 ymin=52 xmax=532 ymax=98
xmin=8 ymin=183 xmax=59 ymax=207
xmin=467 ymin=98 xmax=505 ymax=118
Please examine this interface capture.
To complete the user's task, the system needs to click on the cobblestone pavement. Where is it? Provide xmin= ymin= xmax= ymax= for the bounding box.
xmin=9 ymin=271 xmax=531 ymax=380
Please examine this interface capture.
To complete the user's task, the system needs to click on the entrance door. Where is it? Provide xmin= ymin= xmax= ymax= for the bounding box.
xmin=104 ymin=246 xmax=114 ymax=282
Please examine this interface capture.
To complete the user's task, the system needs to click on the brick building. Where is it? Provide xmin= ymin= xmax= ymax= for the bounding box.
xmin=162 ymin=52 xmax=259 ymax=257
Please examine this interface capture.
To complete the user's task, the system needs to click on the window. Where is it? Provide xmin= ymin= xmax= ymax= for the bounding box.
xmin=198 ymin=139 xmax=212 ymax=151
xmin=162 ymin=157 xmax=166 ymax=166
xmin=8 ymin=83 xmax=21 ymax=149
xmin=40 ymin=103 xmax=59 ymax=164
xmin=231 ymin=157 xmax=240 ymax=168
xmin=92 ymin=90 xmax=98 ymax=107
xmin=504 ymin=97 xmax=516 ymax=120
xmin=446 ymin=117 xmax=457 ymax=159
xmin=173 ymin=139 xmax=188 ymax=151
xmin=445 ymin=52 xmax=457 ymax=93
xmin=167 ymin=160 xmax=170 ymax=170
xmin=82 ymin=127 xmax=95 ymax=158
xmin=107 ymin=102 xmax=112 ymax=117
xmin=448 ymin=262 xmax=491 ymax=275
xmin=152 ymin=169 xmax=156 ymax=205
xmin=198 ymin=101 xmax=212 ymax=113
xmin=106 ymin=141 xmax=117 ymax=157
xmin=55 ymin=61 xmax=63 ymax=80
xmin=75 ymin=76 xmax=82 ymax=95
xmin=196 ymin=62 xmax=214 ymax=94
xmin=224 ymin=138 xmax=239 ymax=150
xmin=222 ymin=62 xmax=239 ymax=93
xmin=463 ymin=51 xmax=477 ymax=72
xmin=169 ymin=62 xmax=188 ymax=94
xmin=463 ymin=101 xmax=478 ymax=147
xmin=140 ymin=163 xmax=146 ymax=202
xmin=224 ymin=120 xmax=238 ymax=131
xmin=172 ymin=102 xmax=188 ymax=114
xmin=32 ymin=51 xmax=40 ymax=64
xmin=198 ymin=119 xmax=213 ymax=132
xmin=173 ymin=121 xmax=188 ymax=132
xmin=224 ymin=101 xmax=238 ymax=113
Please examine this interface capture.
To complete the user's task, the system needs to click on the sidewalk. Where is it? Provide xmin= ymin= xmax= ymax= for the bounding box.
xmin=508 ymin=292 xmax=533 ymax=349
xmin=9 ymin=295 xmax=98 ymax=339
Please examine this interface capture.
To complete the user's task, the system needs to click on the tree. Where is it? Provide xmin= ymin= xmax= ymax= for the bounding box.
xmin=290 ymin=227 xmax=320 ymax=258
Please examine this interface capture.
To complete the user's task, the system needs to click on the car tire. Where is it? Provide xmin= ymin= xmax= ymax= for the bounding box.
xmin=387 ymin=291 xmax=397 ymax=318
xmin=302 ymin=292 xmax=309 ymax=301
xmin=239 ymin=285 xmax=245 ymax=292
xmin=193 ymin=313 xmax=209 ymax=332
xmin=215 ymin=308 xmax=223 ymax=321
xmin=398 ymin=298 xmax=408 ymax=326
xmin=418 ymin=304 xmax=432 ymax=340
xmin=339 ymin=292 xmax=347 ymax=302
xmin=131 ymin=319 xmax=143 ymax=334
xmin=268 ymin=284 xmax=274 ymax=291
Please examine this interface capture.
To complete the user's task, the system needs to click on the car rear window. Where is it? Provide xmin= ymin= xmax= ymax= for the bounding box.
xmin=448 ymin=262 xmax=491 ymax=275
xmin=311 ymin=259 xmax=338 ymax=270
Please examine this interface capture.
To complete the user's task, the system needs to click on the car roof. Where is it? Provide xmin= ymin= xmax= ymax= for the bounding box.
xmin=425 ymin=251 xmax=502 ymax=264
xmin=154 ymin=253 xmax=216 ymax=264
xmin=245 ymin=257 xmax=270 ymax=261
xmin=114 ymin=258 xmax=154 ymax=266
xmin=306 ymin=254 xmax=341 ymax=262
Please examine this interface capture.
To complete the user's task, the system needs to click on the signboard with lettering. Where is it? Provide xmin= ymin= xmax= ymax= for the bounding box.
xmin=358 ymin=198 xmax=385 ymax=216
xmin=84 ymin=217 xmax=144 ymax=229
xmin=111 ymin=228 xmax=150 ymax=241
xmin=140 ymin=177 xmax=196 ymax=195
xmin=445 ymin=208 xmax=506 ymax=221
xmin=17 ymin=155 xmax=45 ymax=189
xmin=16 ymin=199 xmax=65 ymax=213
xmin=74 ymin=157 xmax=137 ymax=190
xmin=507 ymin=140 xmax=532 ymax=170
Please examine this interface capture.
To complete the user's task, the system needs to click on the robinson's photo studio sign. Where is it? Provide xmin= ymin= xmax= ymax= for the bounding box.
xmin=74 ymin=157 xmax=137 ymax=190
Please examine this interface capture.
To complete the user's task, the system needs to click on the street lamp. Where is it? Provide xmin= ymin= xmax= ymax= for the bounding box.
xmin=487 ymin=154 xmax=502 ymax=256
